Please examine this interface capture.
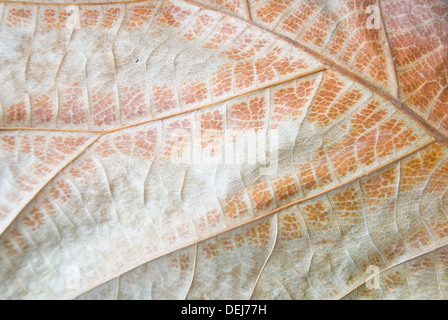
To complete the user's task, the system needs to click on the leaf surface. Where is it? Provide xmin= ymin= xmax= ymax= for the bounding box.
xmin=0 ymin=0 xmax=447 ymax=299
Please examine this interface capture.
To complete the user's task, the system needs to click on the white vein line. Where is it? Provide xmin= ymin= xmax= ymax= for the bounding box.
xmin=296 ymin=205 xmax=321 ymax=299
xmin=90 ymin=154 xmax=135 ymax=259
xmin=304 ymin=255 xmax=324 ymax=299
xmin=325 ymin=192 xmax=364 ymax=290
xmin=24 ymin=5 xmax=39 ymax=128
xmin=326 ymin=257 xmax=347 ymax=299
xmin=249 ymin=213 xmax=278 ymax=299
xmin=377 ymin=0 xmax=400 ymax=99
xmin=357 ymin=179 xmax=388 ymax=264
xmin=393 ymin=161 xmax=412 ymax=253
xmin=432 ymin=251 xmax=444 ymax=299
xmin=64 ymin=174 xmax=110 ymax=269
xmin=114 ymin=276 xmax=120 ymax=300
xmin=401 ymin=263 xmax=414 ymax=300
xmin=183 ymin=243 xmax=197 ymax=300
xmin=441 ymin=187 xmax=448 ymax=219
xmin=416 ymin=158 xmax=448 ymax=246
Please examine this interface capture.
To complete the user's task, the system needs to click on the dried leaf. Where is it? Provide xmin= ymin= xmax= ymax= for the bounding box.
xmin=0 ymin=0 xmax=447 ymax=300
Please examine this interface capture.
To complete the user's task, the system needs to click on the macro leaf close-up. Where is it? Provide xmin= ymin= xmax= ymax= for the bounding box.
xmin=0 ymin=0 xmax=447 ymax=300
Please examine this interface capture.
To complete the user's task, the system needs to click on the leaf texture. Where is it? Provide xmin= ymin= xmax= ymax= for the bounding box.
xmin=0 ymin=0 xmax=447 ymax=300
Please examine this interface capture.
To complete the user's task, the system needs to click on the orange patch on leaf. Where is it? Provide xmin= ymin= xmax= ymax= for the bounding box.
xmin=233 ymin=62 xmax=255 ymax=90
xmin=363 ymin=167 xmax=398 ymax=205
xmin=211 ymin=65 xmax=233 ymax=97
xmin=6 ymin=102 xmax=27 ymax=123
xmin=401 ymin=144 xmax=445 ymax=191
xmin=6 ymin=8 xmax=32 ymax=28
xmin=200 ymin=109 xmax=224 ymax=151
xmin=224 ymin=195 xmax=250 ymax=220
xmin=229 ymin=96 xmax=266 ymax=130
xmin=272 ymin=78 xmax=317 ymax=127
xmin=68 ymin=157 xmax=98 ymax=179
xmin=302 ymin=12 xmax=333 ymax=47
xmin=256 ymin=0 xmax=293 ymax=24
xmin=222 ymin=32 xmax=260 ymax=61
xmin=302 ymin=200 xmax=330 ymax=228
xmin=102 ymin=8 xmax=121 ymax=29
xmin=383 ymin=271 xmax=403 ymax=287
xmin=332 ymin=187 xmax=360 ymax=217
xmin=425 ymin=157 xmax=448 ymax=194
xmin=10 ymin=228 xmax=29 ymax=252
xmin=272 ymin=174 xmax=300 ymax=201
xmin=180 ymin=81 xmax=208 ymax=105
xmin=309 ymin=84 xmax=363 ymax=127
xmin=2 ymin=239 xmax=18 ymax=256
xmin=50 ymin=179 xmax=73 ymax=203
xmin=377 ymin=118 xmax=419 ymax=158
xmin=433 ymin=221 xmax=448 ymax=240
xmin=32 ymin=93 xmax=54 ymax=124
xmin=248 ymin=181 xmax=274 ymax=210
xmin=202 ymin=243 xmax=218 ymax=259
xmin=245 ymin=220 xmax=272 ymax=245
xmin=171 ymin=253 xmax=191 ymax=273
xmin=82 ymin=9 xmax=100 ymax=26
xmin=151 ymin=85 xmax=178 ymax=115
xmin=122 ymin=87 xmax=149 ymax=121
xmin=52 ymin=136 xmax=89 ymax=155
xmin=204 ymin=22 xmax=238 ymax=49
xmin=96 ymin=138 xmax=118 ymax=158
xmin=184 ymin=14 xmax=212 ymax=40
xmin=163 ymin=119 xmax=191 ymax=159
xmin=60 ymin=84 xmax=87 ymax=126
xmin=157 ymin=4 xmax=190 ymax=28
xmin=132 ymin=129 xmax=158 ymax=158
xmin=297 ymin=147 xmax=333 ymax=193
xmin=91 ymin=89 xmax=119 ymax=127
xmin=280 ymin=212 xmax=303 ymax=241
xmin=23 ymin=208 xmax=45 ymax=232
xmin=280 ymin=2 xmax=319 ymax=34
xmin=43 ymin=9 xmax=59 ymax=29
xmin=1 ymin=136 xmax=16 ymax=153
xmin=195 ymin=210 xmax=222 ymax=234
xmin=127 ymin=5 xmax=154 ymax=29
xmin=215 ymin=0 xmax=241 ymax=13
